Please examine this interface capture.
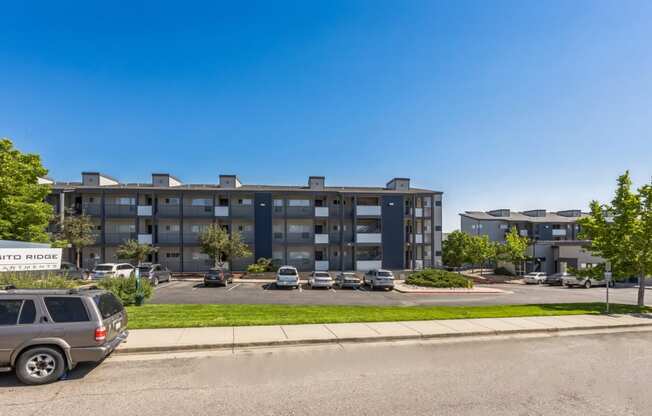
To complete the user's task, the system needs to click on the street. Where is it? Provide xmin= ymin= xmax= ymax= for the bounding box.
xmin=2 ymin=329 xmax=651 ymax=415
xmin=150 ymin=280 xmax=652 ymax=306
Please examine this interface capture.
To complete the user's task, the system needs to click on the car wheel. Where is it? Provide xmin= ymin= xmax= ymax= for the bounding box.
xmin=584 ymin=280 xmax=591 ymax=289
xmin=16 ymin=347 xmax=66 ymax=385
xmin=153 ymin=277 xmax=159 ymax=286
xmin=370 ymin=282 xmax=375 ymax=291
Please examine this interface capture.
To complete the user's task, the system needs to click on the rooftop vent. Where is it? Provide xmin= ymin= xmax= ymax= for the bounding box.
xmin=556 ymin=210 xmax=582 ymax=217
xmin=308 ymin=176 xmax=325 ymax=190
xmin=81 ymin=172 xmax=119 ymax=186
xmin=386 ymin=177 xmax=410 ymax=190
xmin=487 ymin=209 xmax=511 ymax=217
xmin=522 ymin=209 xmax=547 ymax=217
xmin=152 ymin=173 xmax=182 ymax=187
xmin=219 ymin=174 xmax=242 ymax=189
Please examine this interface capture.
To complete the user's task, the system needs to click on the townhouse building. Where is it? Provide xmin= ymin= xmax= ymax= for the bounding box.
xmin=460 ymin=209 xmax=603 ymax=275
xmin=46 ymin=173 xmax=443 ymax=272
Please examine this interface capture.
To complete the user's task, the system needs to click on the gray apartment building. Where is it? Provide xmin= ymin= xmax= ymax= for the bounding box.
xmin=45 ymin=173 xmax=443 ymax=272
xmin=460 ymin=209 xmax=603 ymax=275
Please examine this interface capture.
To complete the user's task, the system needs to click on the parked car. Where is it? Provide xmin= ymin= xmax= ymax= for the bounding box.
xmin=335 ymin=272 xmax=361 ymax=289
xmin=562 ymin=275 xmax=610 ymax=289
xmin=0 ymin=286 xmax=128 ymax=385
xmin=276 ymin=266 xmax=300 ymax=289
xmin=523 ymin=272 xmax=548 ymax=285
xmin=90 ymin=263 xmax=134 ymax=279
xmin=137 ymin=263 xmax=172 ymax=286
xmin=203 ymin=267 xmax=233 ymax=287
xmin=543 ymin=273 xmax=569 ymax=286
xmin=59 ymin=262 xmax=88 ymax=280
xmin=363 ymin=269 xmax=395 ymax=290
xmin=308 ymin=271 xmax=333 ymax=289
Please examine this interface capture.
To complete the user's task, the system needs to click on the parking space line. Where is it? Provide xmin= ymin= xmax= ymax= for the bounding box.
xmin=226 ymin=283 xmax=241 ymax=292
xmin=330 ymin=287 xmax=336 ymax=293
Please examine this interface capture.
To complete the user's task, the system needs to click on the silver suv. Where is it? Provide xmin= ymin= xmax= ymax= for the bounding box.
xmin=0 ymin=286 xmax=128 ymax=385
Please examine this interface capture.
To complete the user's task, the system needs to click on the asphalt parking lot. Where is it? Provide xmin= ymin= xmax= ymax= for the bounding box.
xmin=150 ymin=280 xmax=651 ymax=306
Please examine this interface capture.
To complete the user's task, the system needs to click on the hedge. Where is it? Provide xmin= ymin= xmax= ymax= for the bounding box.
xmin=406 ymin=268 xmax=473 ymax=288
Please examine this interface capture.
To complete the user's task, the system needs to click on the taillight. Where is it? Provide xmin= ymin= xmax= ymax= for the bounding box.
xmin=95 ymin=326 xmax=107 ymax=342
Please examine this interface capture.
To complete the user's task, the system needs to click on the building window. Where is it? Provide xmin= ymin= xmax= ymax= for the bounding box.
xmin=165 ymin=252 xmax=180 ymax=258
xmin=288 ymin=199 xmax=310 ymax=207
xmin=435 ymin=226 xmax=442 ymax=231
xmin=164 ymin=197 xmax=180 ymax=205
xmin=238 ymin=199 xmax=253 ymax=206
xmin=273 ymin=199 xmax=284 ymax=207
xmin=116 ymin=197 xmax=135 ymax=205
xmin=191 ymin=198 xmax=212 ymax=206
xmin=435 ymin=200 xmax=441 ymax=207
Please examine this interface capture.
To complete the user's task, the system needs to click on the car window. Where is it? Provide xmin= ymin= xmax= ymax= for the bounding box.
xmin=315 ymin=272 xmax=330 ymax=277
xmin=44 ymin=297 xmax=90 ymax=323
xmin=94 ymin=265 xmax=114 ymax=271
xmin=94 ymin=293 xmax=124 ymax=319
xmin=118 ymin=265 xmax=133 ymax=270
xmin=378 ymin=271 xmax=393 ymax=277
xmin=19 ymin=300 xmax=37 ymax=324
xmin=0 ymin=300 xmax=22 ymax=325
xmin=279 ymin=268 xmax=297 ymax=276
xmin=154 ymin=265 xmax=162 ymax=272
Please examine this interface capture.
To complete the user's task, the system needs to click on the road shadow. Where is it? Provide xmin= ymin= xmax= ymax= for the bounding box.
xmin=0 ymin=361 xmax=101 ymax=388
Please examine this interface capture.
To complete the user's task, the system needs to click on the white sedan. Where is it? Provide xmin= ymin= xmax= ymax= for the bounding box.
xmin=523 ymin=272 xmax=548 ymax=284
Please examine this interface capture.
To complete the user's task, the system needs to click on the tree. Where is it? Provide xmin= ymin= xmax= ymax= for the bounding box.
xmin=0 ymin=138 xmax=53 ymax=242
xmin=578 ymin=172 xmax=652 ymax=306
xmin=56 ymin=212 xmax=96 ymax=268
xmin=498 ymin=227 xmax=529 ymax=274
xmin=467 ymin=235 xmax=498 ymax=275
xmin=116 ymin=239 xmax=157 ymax=266
xmin=442 ymin=230 xmax=471 ymax=270
xmin=199 ymin=224 xmax=252 ymax=269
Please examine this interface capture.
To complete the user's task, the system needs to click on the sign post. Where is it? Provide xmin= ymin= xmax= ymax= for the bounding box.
xmin=604 ymin=262 xmax=612 ymax=314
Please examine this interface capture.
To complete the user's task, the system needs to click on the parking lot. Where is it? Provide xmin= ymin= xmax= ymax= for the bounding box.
xmin=150 ymin=280 xmax=651 ymax=306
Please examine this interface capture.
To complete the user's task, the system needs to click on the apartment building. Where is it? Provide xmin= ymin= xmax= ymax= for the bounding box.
xmin=47 ymin=173 xmax=443 ymax=272
xmin=460 ymin=209 xmax=603 ymax=275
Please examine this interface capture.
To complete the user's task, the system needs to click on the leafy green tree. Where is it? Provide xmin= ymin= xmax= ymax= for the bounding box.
xmin=199 ymin=224 xmax=252 ymax=269
xmin=578 ymin=172 xmax=652 ymax=306
xmin=116 ymin=239 xmax=157 ymax=266
xmin=0 ymin=138 xmax=53 ymax=242
xmin=56 ymin=212 xmax=97 ymax=268
xmin=467 ymin=235 xmax=498 ymax=275
xmin=498 ymin=227 xmax=529 ymax=274
xmin=443 ymin=230 xmax=471 ymax=270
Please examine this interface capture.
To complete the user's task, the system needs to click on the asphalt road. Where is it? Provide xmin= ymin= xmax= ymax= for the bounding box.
xmin=149 ymin=280 xmax=651 ymax=306
xmin=2 ymin=330 xmax=652 ymax=415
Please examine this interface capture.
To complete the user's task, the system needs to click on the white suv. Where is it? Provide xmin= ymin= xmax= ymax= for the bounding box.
xmin=276 ymin=266 xmax=300 ymax=289
xmin=363 ymin=269 xmax=395 ymax=290
xmin=90 ymin=263 xmax=134 ymax=279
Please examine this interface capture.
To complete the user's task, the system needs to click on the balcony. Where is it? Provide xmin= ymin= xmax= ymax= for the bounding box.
xmin=315 ymin=207 xmax=329 ymax=217
xmin=137 ymin=205 xmax=152 ymax=216
xmin=273 ymin=232 xmax=285 ymax=242
xmin=356 ymin=205 xmax=381 ymax=216
xmin=157 ymin=205 xmax=180 ymax=217
xmin=157 ymin=233 xmax=181 ymax=244
xmin=138 ymin=234 xmax=153 ymax=244
xmin=286 ymin=206 xmax=312 ymax=218
xmin=105 ymin=233 xmax=136 ymax=244
xmin=82 ymin=203 xmax=101 ymax=216
xmin=356 ymin=260 xmax=382 ymax=271
xmin=315 ymin=260 xmax=329 ymax=271
xmin=552 ymin=229 xmax=567 ymax=237
xmin=214 ymin=206 xmax=229 ymax=217
xmin=314 ymin=234 xmax=329 ymax=244
xmin=356 ymin=233 xmax=382 ymax=244
xmin=182 ymin=233 xmax=201 ymax=244
xmin=231 ymin=205 xmax=254 ymax=218
xmin=286 ymin=232 xmax=313 ymax=244
xmin=183 ymin=205 xmax=214 ymax=218
xmin=235 ymin=231 xmax=255 ymax=243
xmin=105 ymin=204 xmax=137 ymax=217
xmin=272 ymin=206 xmax=285 ymax=217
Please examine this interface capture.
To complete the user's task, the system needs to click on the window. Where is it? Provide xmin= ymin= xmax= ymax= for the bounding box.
xmin=166 ymin=252 xmax=180 ymax=258
xmin=273 ymin=199 xmax=284 ymax=207
xmin=435 ymin=200 xmax=441 ymax=207
xmin=165 ymin=224 xmax=180 ymax=232
xmin=219 ymin=198 xmax=229 ymax=207
xmin=117 ymin=264 xmax=133 ymax=270
xmin=116 ymin=197 xmax=135 ymax=205
xmin=237 ymin=199 xmax=253 ymax=206
xmin=19 ymin=300 xmax=36 ymax=324
xmin=190 ymin=224 xmax=210 ymax=233
xmin=0 ymin=300 xmax=22 ymax=325
xmin=165 ymin=197 xmax=180 ymax=205
xmin=435 ymin=226 xmax=442 ymax=231
xmin=44 ymin=297 xmax=90 ymax=323
xmin=288 ymin=251 xmax=311 ymax=260
xmin=94 ymin=293 xmax=124 ymax=319
xmin=89 ymin=197 xmax=95 ymax=203
xmin=191 ymin=198 xmax=212 ymax=206
xmin=288 ymin=199 xmax=310 ymax=207
xmin=288 ymin=224 xmax=311 ymax=233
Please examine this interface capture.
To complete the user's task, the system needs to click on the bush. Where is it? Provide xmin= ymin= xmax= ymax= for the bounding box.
xmin=98 ymin=276 xmax=152 ymax=306
xmin=493 ymin=267 xmax=514 ymax=276
xmin=406 ymin=268 xmax=473 ymax=288
xmin=247 ymin=257 xmax=274 ymax=274
xmin=0 ymin=272 xmax=82 ymax=289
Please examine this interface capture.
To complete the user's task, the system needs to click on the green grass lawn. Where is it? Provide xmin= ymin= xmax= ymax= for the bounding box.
xmin=125 ymin=303 xmax=650 ymax=329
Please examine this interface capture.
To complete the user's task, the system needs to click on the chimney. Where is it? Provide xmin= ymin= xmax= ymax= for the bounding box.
xmin=308 ymin=176 xmax=325 ymax=190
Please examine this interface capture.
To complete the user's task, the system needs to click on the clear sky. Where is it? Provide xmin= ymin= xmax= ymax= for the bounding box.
xmin=2 ymin=1 xmax=651 ymax=231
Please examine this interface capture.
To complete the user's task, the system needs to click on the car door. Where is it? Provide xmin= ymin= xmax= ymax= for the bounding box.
xmin=0 ymin=297 xmax=42 ymax=364
xmin=43 ymin=296 xmax=96 ymax=348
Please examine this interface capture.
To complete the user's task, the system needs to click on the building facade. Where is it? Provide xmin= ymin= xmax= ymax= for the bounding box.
xmin=460 ymin=209 xmax=603 ymax=275
xmin=47 ymin=173 xmax=443 ymax=272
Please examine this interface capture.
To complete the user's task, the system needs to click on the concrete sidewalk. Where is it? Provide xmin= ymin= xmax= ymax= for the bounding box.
xmin=115 ymin=314 xmax=652 ymax=354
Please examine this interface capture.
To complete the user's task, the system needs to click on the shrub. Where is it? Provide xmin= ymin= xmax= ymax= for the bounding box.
xmin=493 ymin=266 xmax=514 ymax=276
xmin=247 ymin=257 xmax=274 ymax=274
xmin=0 ymin=272 xmax=82 ymax=289
xmin=98 ymin=275 xmax=152 ymax=306
xmin=406 ymin=268 xmax=473 ymax=288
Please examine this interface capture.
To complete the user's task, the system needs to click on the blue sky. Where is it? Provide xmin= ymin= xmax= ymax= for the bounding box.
xmin=2 ymin=1 xmax=651 ymax=231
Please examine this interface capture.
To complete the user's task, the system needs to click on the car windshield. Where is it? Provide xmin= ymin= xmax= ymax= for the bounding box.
xmin=378 ymin=271 xmax=393 ymax=277
xmin=315 ymin=273 xmax=330 ymax=277
xmin=279 ymin=268 xmax=297 ymax=276
xmin=138 ymin=266 xmax=152 ymax=273
xmin=94 ymin=265 xmax=113 ymax=271
xmin=208 ymin=270 xmax=223 ymax=275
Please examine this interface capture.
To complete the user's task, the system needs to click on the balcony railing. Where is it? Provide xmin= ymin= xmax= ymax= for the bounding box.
xmin=356 ymin=233 xmax=382 ymax=244
xmin=82 ymin=203 xmax=101 ymax=216
xmin=105 ymin=232 xmax=136 ymax=244
xmin=356 ymin=205 xmax=381 ymax=216
xmin=272 ymin=206 xmax=285 ymax=217
xmin=105 ymin=204 xmax=137 ymax=217
xmin=138 ymin=234 xmax=153 ymax=244
xmin=356 ymin=260 xmax=382 ymax=271
xmin=157 ymin=233 xmax=181 ymax=244
xmin=236 ymin=231 xmax=255 ymax=243
xmin=214 ymin=206 xmax=229 ymax=217
xmin=182 ymin=233 xmax=201 ymax=244
xmin=314 ymin=234 xmax=329 ymax=244
xmin=286 ymin=206 xmax=312 ymax=218
xmin=286 ymin=232 xmax=313 ymax=244
xmin=231 ymin=205 xmax=254 ymax=218
xmin=157 ymin=205 xmax=180 ymax=217
xmin=273 ymin=232 xmax=285 ymax=242
xmin=137 ymin=205 xmax=153 ymax=216
xmin=314 ymin=207 xmax=329 ymax=217
xmin=183 ymin=205 xmax=214 ymax=217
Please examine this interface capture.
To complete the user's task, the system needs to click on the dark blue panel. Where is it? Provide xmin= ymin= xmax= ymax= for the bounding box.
xmin=254 ymin=193 xmax=272 ymax=260
xmin=381 ymin=195 xmax=404 ymax=269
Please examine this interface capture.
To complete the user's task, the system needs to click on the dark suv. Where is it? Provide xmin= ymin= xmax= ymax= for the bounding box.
xmin=0 ymin=286 xmax=128 ymax=385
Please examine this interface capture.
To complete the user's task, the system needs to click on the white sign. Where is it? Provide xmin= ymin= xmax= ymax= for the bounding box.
xmin=0 ymin=248 xmax=63 ymax=272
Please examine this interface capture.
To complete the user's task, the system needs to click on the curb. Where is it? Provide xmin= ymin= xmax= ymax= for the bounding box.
xmin=114 ymin=321 xmax=652 ymax=355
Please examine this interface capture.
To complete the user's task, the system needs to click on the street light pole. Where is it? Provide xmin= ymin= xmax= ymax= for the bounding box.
xmin=605 ymin=262 xmax=612 ymax=314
